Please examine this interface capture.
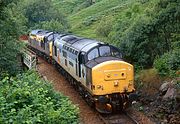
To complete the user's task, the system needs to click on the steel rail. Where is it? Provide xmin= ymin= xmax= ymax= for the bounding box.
xmin=124 ymin=111 xmax=139 ymax=124
xmin=98 ymin=111 xmax=139 ymax=124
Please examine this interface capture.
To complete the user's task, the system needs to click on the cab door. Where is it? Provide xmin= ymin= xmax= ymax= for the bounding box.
xmin=58 ymin=43 xmax=63 ymax=64
xmin=79 ymin=52 xmax=86 ymax=85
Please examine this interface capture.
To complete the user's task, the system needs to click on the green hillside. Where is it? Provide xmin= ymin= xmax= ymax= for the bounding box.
xmin=66 ymin=0 xmax=179 ymax=73
xmin=52 ymin=0 xmax=85 ymax=15
xmin=52 ymin=0 xmax=103 ymax=16
xmin=68 ymin=0 xmax=136 ymax=38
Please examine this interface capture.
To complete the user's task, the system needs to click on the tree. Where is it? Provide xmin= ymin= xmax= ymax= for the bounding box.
xmin=24 ymin=0 xmax=69 ymax=31
xmin=0 ymin=0 xmax=26 ymax=76
xmin=115 ymin=0 xmax=180 ymax=68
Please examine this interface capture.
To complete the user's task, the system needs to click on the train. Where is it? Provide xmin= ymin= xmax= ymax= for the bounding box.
xmin=28 ymin=29 xmax=137 ymax=113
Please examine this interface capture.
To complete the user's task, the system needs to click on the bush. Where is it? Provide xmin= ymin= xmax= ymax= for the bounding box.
xmin=0 ymin=71 xmax=79 ymax=124
xmin=83 ymin=16 xmax=98 ymax=26
xmin=24 ymin=0 xmax=69 ymax=30
xmin=106 ymin=0 xmax=179 ymax=68
xmin=96 ymin=19 xmax=113 ymax=37
xmin=0 ymin=1 xmax=27 ymax=76
xmin=34 ymin=20 xmax=66 ymax=33
xmin=154 ymin=49 xmax=180 ymax=77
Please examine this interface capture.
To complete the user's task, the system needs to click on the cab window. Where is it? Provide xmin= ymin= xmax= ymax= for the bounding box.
xmin=111 ymin=47 xmax=122 ymax=58
xmin=53 ymin=34 xmax=59 ymax=39
xmin=48 ymin=35 xmax=53 ymax=41
xmin=88 ymin=48 xmax=99 ymax=60
xmin=54 ymin=46 xmax=57 ymax=56
xmin=99 ymin=46 xmax=111 ymax=57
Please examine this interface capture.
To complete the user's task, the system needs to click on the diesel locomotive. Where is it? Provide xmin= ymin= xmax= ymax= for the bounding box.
xmin=28 ymin=29 xmax=136 ymax=113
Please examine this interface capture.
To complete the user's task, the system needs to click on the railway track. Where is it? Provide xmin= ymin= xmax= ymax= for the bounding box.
xmin=98 ymin=111 xmax=139 ymax=124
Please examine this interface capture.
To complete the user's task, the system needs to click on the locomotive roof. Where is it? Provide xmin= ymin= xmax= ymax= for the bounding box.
xmin=36 ymin=30 xmax=53 ymax=37
xmin=30 ymin=29 xmax=43 ymax=35
xmin=43 ymin=32 xmax=54 ymax=37
xmin=62 ymin=35 xmax=81 ymax=44
xmin=30 ymin=30 xmax=55 ymax=37
xmin=72 ymin=39 xmax=99 ymax=52
xmin=55 ymin=34 xmax=100 ymax=53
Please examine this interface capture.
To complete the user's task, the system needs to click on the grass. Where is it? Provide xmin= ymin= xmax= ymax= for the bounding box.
xmin=67 ymin=0 xmax=160 ymax=43
xmin=136 ymin=68 xmax=163 ymax=95
xmin=68 ymin=0 xmax=135 ymax=38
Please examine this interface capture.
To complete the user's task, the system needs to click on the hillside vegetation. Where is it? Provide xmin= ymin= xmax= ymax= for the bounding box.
xmin=0 ymin=71 xmax=79 ymax=123
xmin=0 ymin=0 xmax=79 ymax=123
xmin=60 ymin=0 xmax=179 ymax=77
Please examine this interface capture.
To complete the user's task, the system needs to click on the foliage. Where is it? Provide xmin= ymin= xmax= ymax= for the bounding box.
xmin=114 ymin=0 xmax=179 ymax=67
xmin=0 ymin=1 xmax=27 ymax=37
xmin=69 ymin=0 xmax=128 ymax=33
xmin=96 ymin=18 xmax=113 ymax=37
xmin=135 ymin=68 xmax=162 ymax=94
xmin=23 ymin=0 xmax=69 ymax=31
xmin=0 ymin=70 xmax=79 ymax=123
xmin=0 ymin=36 xmax=22 ymax=77
xmin=83 ymin=15 xmax=98 ymax=26
xmin=52 ymin=0 xmax=102 ymax=16
xmin=74 ymin=0 xmax=96 ymax=12
xmin=0 ymin=0 xmax=27 ymax=76
xmin=0 ymin=0 xmax=71 ymax=76
xmin=53 ymin=0 xmax=85 ymax=15
xmin=0 ymin=1 xmax=80 ymax=123
xmin=67 ymin=0 xmax=179 ymax=70
xmin=34 ymin=20 xmax=66 ymax=33
xmin=154 ymin=49 xmax=180 ymax=77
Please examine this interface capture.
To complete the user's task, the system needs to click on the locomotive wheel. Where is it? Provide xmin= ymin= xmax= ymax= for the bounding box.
xmin=95 ymin=102 xmax=112 ymax=114
xmin=111 ymin=101 xmax=123 ymax=113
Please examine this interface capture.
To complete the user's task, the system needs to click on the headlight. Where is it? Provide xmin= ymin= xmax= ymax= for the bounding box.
xmin=97 ymin=85 xmax=103 ymax=90
xmin=114 ymin=81 xmax=119 ymax=86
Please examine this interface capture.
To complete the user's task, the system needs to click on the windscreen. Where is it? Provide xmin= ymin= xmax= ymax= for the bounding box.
xmin=87 ymin=45 xmax=122 ymax=61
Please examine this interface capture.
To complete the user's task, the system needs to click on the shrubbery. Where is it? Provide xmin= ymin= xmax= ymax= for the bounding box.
xmin=83 ymin=16 xmax=98 ymax=26
xmin=96 ymin=19 xmax=113 ymax=37
xmin=0 ymin=71 xmax=79 ymax=123
xmin=0 ymin=0 xmax=26 ymax=76
xmin=23 ymin=0 xmax=69 ymax=31
xmin=0 ymin=1 xmax=79 ymax=123
xmin=154 ymin=49 xmax=180 ymax=77
xmin=68 ymin=0 xmax=179 ymax=72
xmin=35 ymin=20 xmax=66 ymax=33
xmin=116 ymin=0 xmax=179 ymax=68
xmin=0 ymin=0 xmax=70 ymax=76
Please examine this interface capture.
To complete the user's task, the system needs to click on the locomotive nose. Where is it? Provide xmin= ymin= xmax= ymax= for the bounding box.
xmin=92 ymin=60 xmax=135 ymax=95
